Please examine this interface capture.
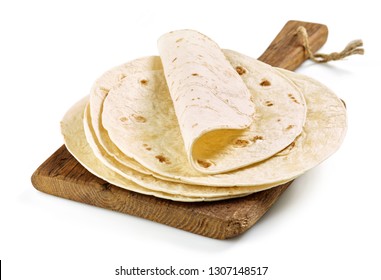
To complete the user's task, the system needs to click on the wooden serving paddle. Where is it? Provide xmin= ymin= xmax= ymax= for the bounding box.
xmin=31 ymin=20 xmax=328 ymax=239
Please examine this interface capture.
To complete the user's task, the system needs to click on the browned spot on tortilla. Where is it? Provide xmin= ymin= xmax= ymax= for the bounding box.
xmin=234 ymin=139 xmax=250 ymax=147
xmin=265 ymin=101 xmax=274 ymax=107
xmin=252 ymin=135 xmax=264 ymax=142
xmin=235 ymin=66 xmax=246 ymax=75
xmin=140 ymin=79 xmax=148 ymax=85
xmin=172 ymin=57 xmax=177 ymax=63
xmin=288 ymin=141 xmax=296 ymax=150
xmin=192 ymin=73 xmax=199 ymax=76
xmin=197 ymin=159 xmax=212 ymax=168
xmin=277 ymin=119 xmax=281 ymax=122
xmin=155 ymin=155 xmax=171 ymax=164
xmin=192 ymin=123 xmax=198 ymax=128
xmin=132 ymin=114 xmax=147 ymax=123
xmin=176 ymin=38 xmax=184 ymax=43
xmin=99 ymin=86 xmax=110 ymax=94
xmin=119 ymin=116 xmax=128 ymax=122
xmin=143 ymin=144 xmax=152 ymax=151
xmin=277 ymin=140 xmax=297 ymax=156
xmin=119 ymin=74 xmax=126 ymax=81
xmin=260 ymin=80 xmax=271 ymax=86
xmin=286 ymin=124 xmax=295 ymax=130
xmin=277 ymin=141 xmax=296 ymax=156
xmin=288 ymin=93 xmax=300 ymax=104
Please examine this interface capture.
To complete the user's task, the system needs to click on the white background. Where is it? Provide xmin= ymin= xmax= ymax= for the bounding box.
xmin=1 ymin=0 xmax=380 ymax=279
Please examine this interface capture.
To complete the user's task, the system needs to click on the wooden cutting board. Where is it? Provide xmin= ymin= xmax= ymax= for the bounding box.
xmin=31 ymin=20 xmax=328 ymax=239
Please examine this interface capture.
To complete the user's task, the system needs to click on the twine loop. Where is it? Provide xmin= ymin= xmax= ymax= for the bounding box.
xmin=296 ymin=26 xmax=364 ymax=63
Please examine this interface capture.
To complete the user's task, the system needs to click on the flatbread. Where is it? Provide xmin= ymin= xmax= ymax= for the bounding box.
xmin=158 ymin=30 xmax=254 ymax=173
xmin=84 ymin=102 xmax=292 ymax=197
xmin=86 ymin=52 xmax=346 ymax=187
xmin=102 ymin=30 xmax=306 ymax=175
xmin=89 ymin=56 xmax=164 ymax=175
xmin=62 ymin=96 xmax=254 ymax=201
xmin=61 ymin=28 xmax=347 ymax=202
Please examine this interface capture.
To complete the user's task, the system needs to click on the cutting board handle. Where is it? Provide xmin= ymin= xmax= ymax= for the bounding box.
xmin=258 ymin=20 xmax=328 ymax=70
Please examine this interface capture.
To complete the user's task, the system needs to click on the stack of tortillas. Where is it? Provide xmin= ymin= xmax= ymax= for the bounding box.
xmin=61 ymin=30 xmax=347 ymax=202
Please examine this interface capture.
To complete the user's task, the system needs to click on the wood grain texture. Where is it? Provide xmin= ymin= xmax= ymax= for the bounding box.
xmin=259 ymin=20 xmax=328 ymax=70
xmin=31 ymin=20 xmax=328 ymax=239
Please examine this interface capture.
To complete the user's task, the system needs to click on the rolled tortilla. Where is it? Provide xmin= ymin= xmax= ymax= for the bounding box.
xmin=157 ymin=30 xmax=306 ymax=173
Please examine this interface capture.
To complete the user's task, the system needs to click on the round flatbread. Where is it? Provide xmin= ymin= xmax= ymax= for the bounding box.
xmin=62 ymin=97 xmax=255 ymax=201
xmin=84 ymin=101 xmax=292 ymax=197
xmin=103 ymin=30 xmax=306 ymax=175
xmin=86 ymin=53 xmax=346 ymax=187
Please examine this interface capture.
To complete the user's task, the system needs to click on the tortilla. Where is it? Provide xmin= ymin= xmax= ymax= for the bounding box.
xmin=88 ymin=56 xmax=162 ymax=175
xmin=84 ymin=101 xmax=293 ymax=197
xmin=60 ymin=28 xmax=347 ymax=202
xmin=158 ymin=30 xmax=255 ymax=173
xmin=62 ymin=96 xmax=256 ymax=201
xmin=86 ymin=52 xmax=346 ymax=187
xmin=103 ymin=30 xmax=306 ymax=175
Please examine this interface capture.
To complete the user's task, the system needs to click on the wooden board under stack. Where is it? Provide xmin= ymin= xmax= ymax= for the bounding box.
xmin=31 ymin=20 xmax=328 ymax=239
